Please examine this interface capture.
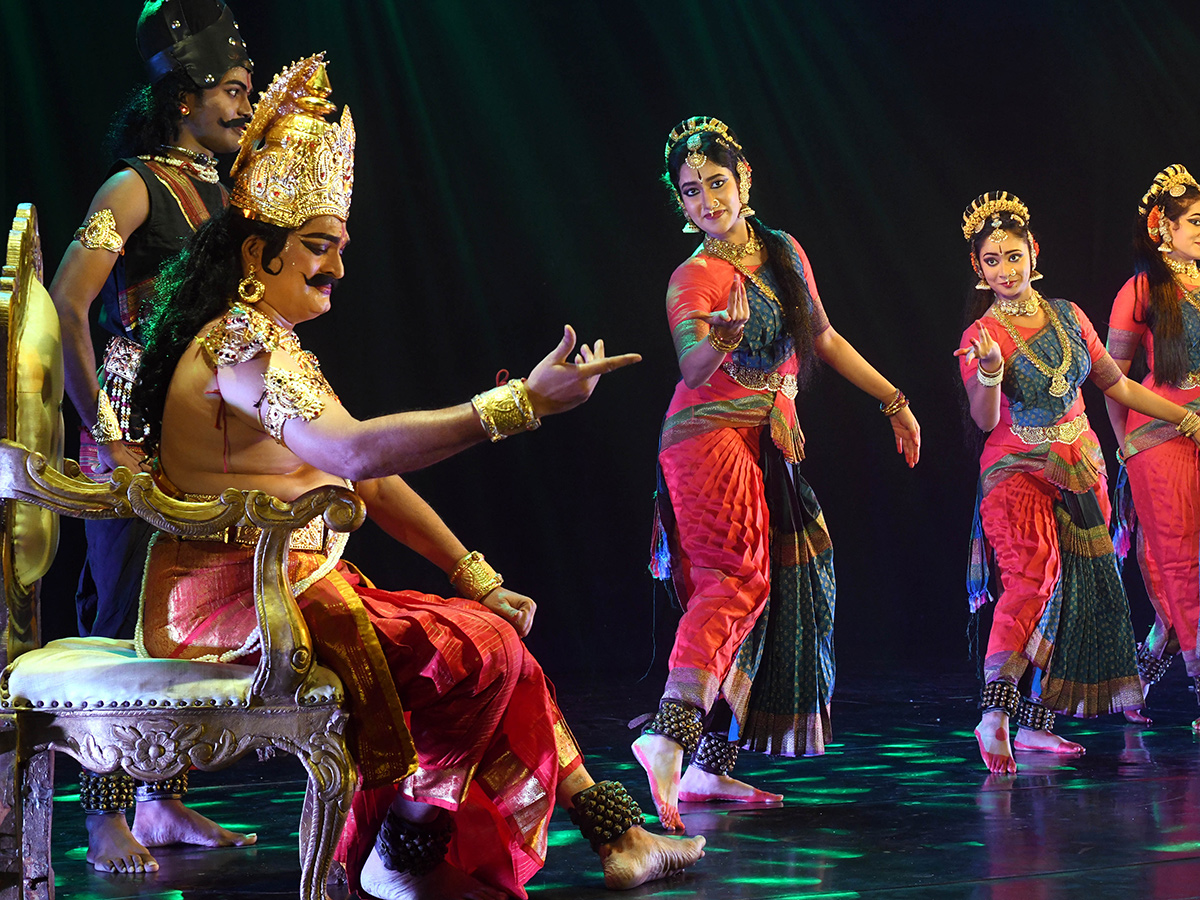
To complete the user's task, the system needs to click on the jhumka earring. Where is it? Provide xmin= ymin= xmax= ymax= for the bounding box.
xmin=682 ymin=218 xmax=701 ymax=234
xmin=1159 ymin=216 xmax=1175 ymax=253
xmin=736 ymin=158 xmax=755 ymax=219
xmin=972 ymin=258 xmax=989 ymax=290
xmin=238 ymin=265 xmax=266 ymax=303
xmin=1030 ymin=249 xmax=1044 ymax=281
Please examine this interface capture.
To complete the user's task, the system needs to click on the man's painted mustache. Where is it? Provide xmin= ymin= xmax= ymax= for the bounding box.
xmin=306 ymin=274 xmax=339 ymax=290
xmin=220 ymin=116 xmax=252 ymax=130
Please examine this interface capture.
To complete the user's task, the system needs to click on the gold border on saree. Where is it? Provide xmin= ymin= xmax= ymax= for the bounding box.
xmin=1011 ymin=412 xmax=1089 ymax=446
xmin=720 ymin=362 xmax=798 ymax=400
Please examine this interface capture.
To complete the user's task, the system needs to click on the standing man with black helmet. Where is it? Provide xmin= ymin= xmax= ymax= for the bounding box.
xmin=48 ymin=0 xmax=257 ymax=873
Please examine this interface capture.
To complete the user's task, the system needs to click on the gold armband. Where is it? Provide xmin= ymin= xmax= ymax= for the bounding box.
xmin=449 ymin=550 xmax=504 ymax=602
xmin=74 ymin=209 xmax=124 ymax=253
xmin=90 ymin=391 xmax=123 ymax=445
xmin=472 ymin=379 xmax=541 ymax=442
xmin=257 ymin=366 xmax=331 ymax=444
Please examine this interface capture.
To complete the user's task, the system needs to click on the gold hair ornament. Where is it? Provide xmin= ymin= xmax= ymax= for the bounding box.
xmin=74 ymin=209 xmax=124 ymax=253
xmin=449 ymin=551 xmax=504 ymax=602
xmin=664 ymin=116 xmax=743 ymax=164
xmin=736 ymin=158 xmax=755 ymax=218
xmin=684 ymin=134 xmax=707 ymax=171
xmin=961 ymin=191 xmax=1030 ymax=242
xmin=230 ymin=53 xmax=355 ymax=229
xmin=1138 ymin=164 xmax=1199 ymax=219
xmin=91 ymin=392 xmax=123 ymax=445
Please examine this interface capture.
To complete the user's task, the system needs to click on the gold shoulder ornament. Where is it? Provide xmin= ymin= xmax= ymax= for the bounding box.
xmin=258 ymin=366 xmax=334 ymax=444
xmin=74 ymin=209 xmax=124 ymax=253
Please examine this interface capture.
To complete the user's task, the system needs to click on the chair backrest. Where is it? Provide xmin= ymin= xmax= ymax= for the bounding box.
xmin=0 ymin=204 xmax=63 ymax=666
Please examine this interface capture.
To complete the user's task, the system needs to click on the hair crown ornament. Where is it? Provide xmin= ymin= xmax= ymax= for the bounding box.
xmin=962 ymin=191 xmax=1030 ymax=242
xmin=1138 ymin=164 xmax=1199 ymax=217
xmin=664 ymin=116 xmax=743 ymax=165
xmin=230 ymin=52 xmax=354 ymax=229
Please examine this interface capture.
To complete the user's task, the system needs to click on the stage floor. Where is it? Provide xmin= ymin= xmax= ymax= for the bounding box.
xmin=46 ymin=666 xmax=1200 ymax=899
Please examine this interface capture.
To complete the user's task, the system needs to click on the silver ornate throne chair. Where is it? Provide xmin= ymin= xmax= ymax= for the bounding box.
xmin=0 ymin=203 xmax=360 ymax=900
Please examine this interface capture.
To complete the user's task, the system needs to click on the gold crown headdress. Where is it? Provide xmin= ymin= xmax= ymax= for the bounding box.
xmin=664 ymin=116 xmax=743 ymax=167
xmin=230 ymin=53 xmax=354 ymax=228
xmin=1138 ymin=165 xmax=1199 ymax=246
xmin=961 ymin=191 xmax=1030 ymax=242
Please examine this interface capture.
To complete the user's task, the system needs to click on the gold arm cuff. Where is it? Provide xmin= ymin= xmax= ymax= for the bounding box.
xmin=74 ymin=209 xmax=124 ymax=253
xmin=471 ymin=380 xmax=541 ymax=443
xmin=1011 ymin=412 xmax=1089 ymax=446
xmin=449 ymin=550 xmax=504 ymax=602
xmin=719 ymin=361 xmax=798 ymax=400
xmin=90 ymin=391 xmax=123 ymax=445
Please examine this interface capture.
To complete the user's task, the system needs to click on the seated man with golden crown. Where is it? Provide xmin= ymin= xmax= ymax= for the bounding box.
xmin=127 ymin=54 xmax=706 ymax=900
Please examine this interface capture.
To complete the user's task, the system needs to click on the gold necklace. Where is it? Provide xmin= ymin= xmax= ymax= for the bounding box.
xmin=992 ymin=291 xmax=1074 ymax=398
xmin=1165 ymin=255 xmax=1200 ymax=280
xmin=703 ymin=226 xmax=763 ymax=264
xmin=139 ymin=152 xmax=220 ymax=184
xmin=996 ymin=293 xmax=1038 ymax=316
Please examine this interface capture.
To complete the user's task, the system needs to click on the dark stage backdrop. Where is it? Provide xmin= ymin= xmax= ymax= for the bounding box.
xmin=3 ymin=1 xmax=1199 ymax=681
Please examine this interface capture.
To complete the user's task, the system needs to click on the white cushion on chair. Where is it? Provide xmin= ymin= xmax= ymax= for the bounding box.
xmin=1 ymin=637 xmax=343 ymax=709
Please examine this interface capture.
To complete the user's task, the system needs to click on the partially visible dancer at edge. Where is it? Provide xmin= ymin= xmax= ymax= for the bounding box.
xmin=1105 ymin=165 xmax=1200 ymax=726
xmin=637 ymin=116 xmax=921 ymax=832
xmin=954 ymin=191 xmax=1200 ymax=775
xmin=46 ymin=0 xmax=256 ymax=873
xmin=129 ymin=54 xmax=706 ymax=900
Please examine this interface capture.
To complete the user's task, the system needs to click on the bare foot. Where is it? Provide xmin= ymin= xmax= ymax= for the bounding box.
xmin=131 ymin=798 xmax=256 ymax=848
xmin=631 ymin=733 xmax=685 ymax=832
xmin=1192 ymin=717 xmax=1200 ymax=733
xmin=974 ymin=710 xmax=1016 ymax=774
xmin=677 ymin=767 xmax=783 ymax=803
xmin=85 ymin=813 xmax=159 ymax=873
xmin=1124 ymin=677 xmax=1153 ymax=724
xmin=1012 ymin=727 xmax=1085 ymax=755
xmin=600 ymin=825 xmax=705 ymax=890
xmin=359 ymin=850 xmax=507 ymax=900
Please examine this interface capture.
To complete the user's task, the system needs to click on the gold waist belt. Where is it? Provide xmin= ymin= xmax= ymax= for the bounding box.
xmin=176 ymin=494 xmax=329 ymax=552
xmin=1011 ymin=412 xmax=1089 ymax=446
xmin=720 ymin=362 xmax=798 ymax=400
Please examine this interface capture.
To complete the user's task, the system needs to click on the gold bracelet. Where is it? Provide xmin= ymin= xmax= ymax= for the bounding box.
xmin=976 ymin=362 xmax=1004 ymax=387
xmin=707 ymin=329 xmax=744 ymax=353
xmin=879 ymin=389 xmax=909 ymax=416
xmin=1177 ymin=410 xmax=1200 ymax=438
xmin=90 ymin=391 xmax=123 ymax=444
xmin=449 ymin=550 xmax=504 ymax=602
xmin=472 ymin=379 xmax=541 ymax=442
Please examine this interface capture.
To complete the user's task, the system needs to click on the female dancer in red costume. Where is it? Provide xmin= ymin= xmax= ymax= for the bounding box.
xmin=955 ymin=191 xmax=1200 ymax=774
xmin=1105 ymin=165 xmax=1200 ymax=726
xmin=636 ymin=117 xmax=920 ymax=831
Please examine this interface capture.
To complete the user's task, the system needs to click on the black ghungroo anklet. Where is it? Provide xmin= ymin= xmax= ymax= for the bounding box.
xmin=135 ymin=773 xmax=189 ymax=803
xmin=1193 ymin=676 xmax=1200 ymax=707
xmin=375 ymin=808 xmax=453 ymax=876
xmin=79 ymin=771 xmax=135 ymax=815
xmin=1013 ymin=697 xmax=1056 ymax=733
xmin=1136 ymin=643 xmax=1173 ymax=685
xmin=642 ymin=700 xmax=703 ymax=754
xmin=569 ymin=781 xmax=645 ymax=852
xmin=691 ymin=732 xmax=739 ymax=776
xmin=980 ymin=680 xmax=1021 ymax=717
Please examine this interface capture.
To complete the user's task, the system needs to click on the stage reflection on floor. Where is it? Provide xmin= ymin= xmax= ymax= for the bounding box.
xmin=48 ymin=666 xmax=1200 ymax=898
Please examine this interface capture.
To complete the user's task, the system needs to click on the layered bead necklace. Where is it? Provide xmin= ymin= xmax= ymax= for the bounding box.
xmin=139 ymin=145 xmax=220 ymax=183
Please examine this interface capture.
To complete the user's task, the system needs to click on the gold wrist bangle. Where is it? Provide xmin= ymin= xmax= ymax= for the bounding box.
xmin=1177 ymin=410 xmax=1200 ymax=438
xmin=472 ymin=380 xmax=541 ymax=443
xmin=90 ymin=391 xmax=123 ymax=444
xmin=879 ymin=389 xmax=909 ymax=416
xmin=449 ymin=550 xmax=504 ymax=602
xmin=707 ymin=329 xmax=744 ymax=353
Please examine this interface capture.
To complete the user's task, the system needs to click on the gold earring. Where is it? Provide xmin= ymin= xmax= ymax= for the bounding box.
xmin=736 ymin=158 xmax=755 ymax=218
xmin=682 ymin=217 xmax=701 ymax=233
xmin=1030 ymin=269 xmax=1044 ymax=282
xmin=238 ymin=265 xmax=265 ymax=303
xmin=975 ymin=279 xmax=991 ymax=291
